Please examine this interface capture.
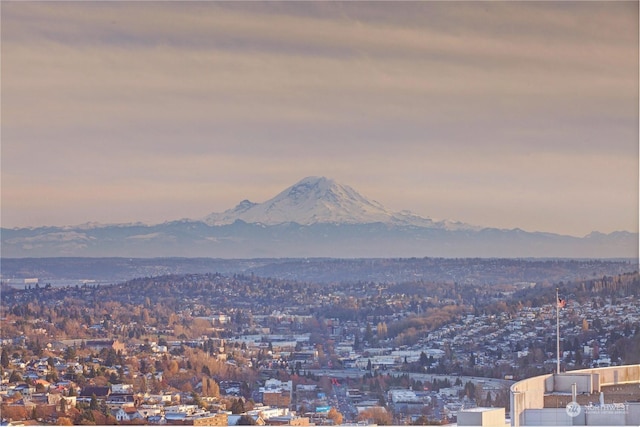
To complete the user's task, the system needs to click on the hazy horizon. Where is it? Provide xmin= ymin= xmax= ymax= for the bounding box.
xmin=2 ymin=1 xmax=638 ymax=236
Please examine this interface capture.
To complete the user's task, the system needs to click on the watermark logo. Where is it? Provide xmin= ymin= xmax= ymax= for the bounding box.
xmin=566 ymin=401 xmax=581 ymax=418
xmin=584 ymin=403 xmax=628 ymax=415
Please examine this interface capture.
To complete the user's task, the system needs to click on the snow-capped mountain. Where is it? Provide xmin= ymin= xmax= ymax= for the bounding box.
xmin=1 ymin=176 xmax=637 ymax=258
xmin=203 ymin=176 xmax=474 ymax=229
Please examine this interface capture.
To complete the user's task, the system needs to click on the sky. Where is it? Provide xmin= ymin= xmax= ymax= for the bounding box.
xmin=1 ymin=1 xmax=638 ymax=237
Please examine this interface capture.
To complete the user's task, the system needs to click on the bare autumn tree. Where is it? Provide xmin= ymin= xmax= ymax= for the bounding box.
xmin=327 ymin=407 xmax=343 ymax=425
xmin=202 ymin=377 xmax=220 ymax=398
xmin=167 ymin=360 xmax=180 ymax=375
xmin=56 ymin=417 xmax=74 ymax=425
xmin=358 ymin=407 xmax=392 ymax=425
xmin=1 ymin=404 xmax=27 ymax=421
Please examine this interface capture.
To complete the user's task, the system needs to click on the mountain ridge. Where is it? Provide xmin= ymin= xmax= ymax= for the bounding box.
xmin=1 ymin=176 xmax=637 ymax=258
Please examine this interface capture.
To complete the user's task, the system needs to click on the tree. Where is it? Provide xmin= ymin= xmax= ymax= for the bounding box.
xmin=82 ymin=408 xmax=95 ymax=423
xmin=327 ymin=408 xmax=343 ymax=425
xmin=575 ymin=348 xmax=583 ymax=367
xmin=168 ymin=360 xmax=179 ymax=375
xmin=412 ymin=415 xmax=432 ymax=425
xmin=1 ymin=404 xmax=27 ymax=421
xmin=364 ymin=323 xmax=374 ymax=343
xmin=358 ymin=407 xmax=392 ymax=425
xmin=203 ymin=377 xmax=220 ymax=398
xmin=419 ymin=351 xmax=428 ymax=367
xmin=1 ymin=348 xmax=9 ymax=368
xmin=231 ymin=398 xmax=246 ymax=414
xmin=89 ymin=394 xmax=98 ymax=410
xmin=485 ymin=392 xmax=492 ymax=406
xmin=9 ymin=370 xmax=23 ymax=383
xmin=463 ymin=381 xmax=475 ymax=399
xmin=354 ymin=333 xmax=361 ymax=350
xmin=237 ymin=415 xmax=257 ymax=425
xmin=376 ymin=322 xmax=388 ymax=339
xmin=64 ymin=346 xmax=76 ymax=361
xmin=56 ymin=417 xmax=74 ymax=425
xmin=191 ymin=391 xmax=205 ymax=409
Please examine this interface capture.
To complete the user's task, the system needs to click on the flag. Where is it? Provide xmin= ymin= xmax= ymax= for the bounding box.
xmin=557 ymin=297 xmax=566 ymax=308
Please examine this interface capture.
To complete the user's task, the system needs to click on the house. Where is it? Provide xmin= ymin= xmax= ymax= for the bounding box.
xmin=263 ymin=415 xmax=310 ymax=425
xmin=261 ymin=379 xmax=292 ymax=409
xmin=262 ymin=390 xmax=292 ymax=409
xmin=185 ymin=412 xmax=229 ymax=426
xmin=289 ymin=351 xmax=318 ymax=367
xmin=147 ymin=392 xmax=174 ymax=404
xmin=106 ymin=392 xmax=136 ymax=408
xmin=110 ymin=383 xmax=134 ymax=394
xmin=79 ymin=385 xmax=110 ymax=403
xmin=13 ymin=384 xmax=36 ymax=397
xmin=112 ymin=406 xmax=144 ymax=422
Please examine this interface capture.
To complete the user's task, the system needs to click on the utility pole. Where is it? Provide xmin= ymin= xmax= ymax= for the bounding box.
xmin=556 ymin=288 xmax=561 ymax=374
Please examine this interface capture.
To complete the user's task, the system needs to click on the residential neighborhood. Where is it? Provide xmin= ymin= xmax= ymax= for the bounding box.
xmin=1 ymin=265 xmax=638 ymax=425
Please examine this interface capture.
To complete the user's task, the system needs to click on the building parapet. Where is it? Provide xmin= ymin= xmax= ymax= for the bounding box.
xmin=510 ymin=364 xmax=640 ymax=427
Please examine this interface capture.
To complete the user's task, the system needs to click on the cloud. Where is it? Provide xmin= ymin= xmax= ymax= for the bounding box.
xmin=1 ymin=1 xmax=637 ymax=234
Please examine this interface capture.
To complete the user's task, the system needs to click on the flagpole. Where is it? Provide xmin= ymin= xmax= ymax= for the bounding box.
xmin=556 ymin=287 xmax=560 ymax=374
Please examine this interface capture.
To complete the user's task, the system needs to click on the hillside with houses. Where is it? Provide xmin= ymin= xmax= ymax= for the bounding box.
xmin=1 ymin=265 xmax=639 ymax=425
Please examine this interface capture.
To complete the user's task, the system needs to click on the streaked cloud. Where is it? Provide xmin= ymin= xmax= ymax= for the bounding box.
xmin=1 ymin=1 xmax=637 ymax=235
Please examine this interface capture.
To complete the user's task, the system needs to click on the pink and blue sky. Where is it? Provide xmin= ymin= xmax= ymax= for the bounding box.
xmin=2 ymin=1 xmax=638 ymax=236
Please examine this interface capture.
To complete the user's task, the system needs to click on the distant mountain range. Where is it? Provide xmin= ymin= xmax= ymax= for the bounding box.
xmin=1 ymin=176 xmax=637 ymax=258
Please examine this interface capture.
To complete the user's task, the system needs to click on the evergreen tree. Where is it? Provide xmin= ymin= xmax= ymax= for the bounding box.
xmin=1 ymin=348 xmax=9 ymax=368
xmin=192 ymin=391 xmax=206 ymax=409
xmin=231 ymin=398 xmax=246 ymax=414
xmin=419 ymin=351 xmax=428 ymax=367
xmin=90 ymin=394 xmax=98 ymax=410
xmin=9 ymin=370 xmax=22 ymax=383
xmin=64 ymin=346 xmax=76 ymax=361
xmin=84 ymin=409 xmax=95 ymax=423
xmin=237 ymin=414 xmax=257 ymax=425
xmin=364 ymin=323 xmax=373 ymax=343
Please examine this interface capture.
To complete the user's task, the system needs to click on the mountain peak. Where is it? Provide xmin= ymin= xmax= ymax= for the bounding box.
xmin=283 ymin=176 xmax=338 ymax=201
xmin=205 ymin=176 xmax=414 ymax=226
xmin=203 ymin=176 xmax=478 ymax=229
